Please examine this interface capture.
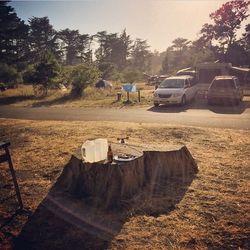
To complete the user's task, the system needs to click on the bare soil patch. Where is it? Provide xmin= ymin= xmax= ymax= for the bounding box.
xmin=0 ymin=119 xmax=249 ymax=249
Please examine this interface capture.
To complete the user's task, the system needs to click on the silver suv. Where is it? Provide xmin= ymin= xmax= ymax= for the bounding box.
xmin=207 ymin=76 xmax=243 ymax=105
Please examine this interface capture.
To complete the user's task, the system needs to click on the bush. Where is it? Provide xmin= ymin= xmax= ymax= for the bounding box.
xmin=69 ymin=64 xmax=100 ymax=97
xmin=122 ymin=69 xmax=142 ymax=83
xmin=29 ymin=51 xmax=61 ymax=96
xmin=0 ymin=82 xmax=7 ymax=91
xmin=22 ymin=64 xmax=36 ymax=84
xmin=98 ymin=62 xmax=117 ymax=80
xmin=0 ymin=63 xmax=19 ymax=84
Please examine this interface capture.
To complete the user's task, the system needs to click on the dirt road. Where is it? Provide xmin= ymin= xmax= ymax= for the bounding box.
xmin=0 ymin=100 xmax=250 ymax=129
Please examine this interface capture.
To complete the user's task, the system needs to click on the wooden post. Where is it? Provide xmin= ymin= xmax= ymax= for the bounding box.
xmin=138 ymin=90 xmax=141 ymax=102
xmin=127 ymin=91 xmax=130 ymax=102
xmin=117 ymin=92 xmax=122 ymax=101
xmin=0 ymin=142 xmax=23 ymax=210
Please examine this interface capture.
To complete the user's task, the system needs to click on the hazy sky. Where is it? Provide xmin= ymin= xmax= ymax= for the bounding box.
xmin=11 ymin=0 xmax=250 ymax=52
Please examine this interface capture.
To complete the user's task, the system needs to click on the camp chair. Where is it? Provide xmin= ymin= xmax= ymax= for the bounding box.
xmin=0 ymin=141 xmax=23 ymax=210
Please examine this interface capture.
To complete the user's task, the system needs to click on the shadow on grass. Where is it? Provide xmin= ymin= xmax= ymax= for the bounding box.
xmin=207 ymin=100 xmax=250 ymax=114
xmin=148 ymin=98 xmax=249 ymax=115
xmin=13 ymin=161 xmax=196 ymax=250
xmin=0 ymin=93 xmax=77 ymax=107
xmin=0 ymin=95 xmax=35 ymax=105
xmin=31 ymin=94 xmax=75 ymax=107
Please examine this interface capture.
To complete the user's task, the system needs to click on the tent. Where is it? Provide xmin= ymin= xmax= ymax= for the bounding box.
xmin=95 ymin=80 xmax=112 ymax=89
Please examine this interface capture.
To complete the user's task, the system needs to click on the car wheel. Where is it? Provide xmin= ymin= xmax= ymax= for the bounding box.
xmin=181 ymin=95 xmax=186 ymax=106
xmin=154 ymin=103 xmax=159 ymax=107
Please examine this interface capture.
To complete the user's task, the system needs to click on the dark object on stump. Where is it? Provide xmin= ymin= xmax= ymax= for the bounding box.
xmin=107 ymin=145 xmax=113 ymax=163
xmin=0 ymin=141 xmax=23 ymax=210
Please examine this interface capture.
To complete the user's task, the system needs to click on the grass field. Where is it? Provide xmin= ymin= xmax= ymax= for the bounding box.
xmin=0 ymin=119 xmax=249 ymax=249
xmin=0 ymin=83 xmax=155 ymax=108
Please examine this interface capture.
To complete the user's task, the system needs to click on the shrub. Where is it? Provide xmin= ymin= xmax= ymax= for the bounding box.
xmin=0 ymin=63 xmax=19 ymax=84
xmin=122 ymin=69 xmax=142 ymax=83
xmin=70 ymin=64 xmax=100 ymax=97
xmin=29 ymin=51 xmax=61 ymax=96
xmin=22 ymin=64 xmax=36 ymax=84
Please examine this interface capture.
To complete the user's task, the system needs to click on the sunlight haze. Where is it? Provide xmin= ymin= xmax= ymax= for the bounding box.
xmin=11 ymin=0 xmax=250 ymax=52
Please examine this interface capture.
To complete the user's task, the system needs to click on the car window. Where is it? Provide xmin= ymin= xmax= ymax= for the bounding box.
xmin=211 ymin=79 xmax=236 ymax=89
xmin=190 ymin=77 xmax=196 ymax=86
xmin=184 ymin=79 xmax=188 ymax=86
xmin=159 ymin=79 xmax=184 ymax=88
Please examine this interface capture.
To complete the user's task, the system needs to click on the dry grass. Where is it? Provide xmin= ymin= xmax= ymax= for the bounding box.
xmin=0 ymin=83 xmax=154 ymax=107
xmin=0 ymin=118 xmax=249 ymax=249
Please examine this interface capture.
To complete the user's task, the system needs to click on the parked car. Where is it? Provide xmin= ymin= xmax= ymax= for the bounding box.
xmin=153 ymin=75 xmax=197 ymax=107
xmin=207 ymin=76 xmax=243 ymax=105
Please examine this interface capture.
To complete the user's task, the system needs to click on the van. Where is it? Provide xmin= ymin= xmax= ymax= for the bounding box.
xmin=153 ymin=75 xmax=197 ymax=107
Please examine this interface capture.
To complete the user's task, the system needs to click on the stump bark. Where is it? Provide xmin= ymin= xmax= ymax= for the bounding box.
xmin=55 ymin=146 xmax=198 ymax=208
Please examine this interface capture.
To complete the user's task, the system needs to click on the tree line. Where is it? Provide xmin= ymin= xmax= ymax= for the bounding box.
xmin=0 ymin=0 xmax=249 ymax=96
xmin=161 ymin=0 xmax=250 ymax=74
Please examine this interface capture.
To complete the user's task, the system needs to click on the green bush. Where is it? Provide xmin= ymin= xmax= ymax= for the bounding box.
xmin=22 ymin=64 xmax=36 ymax=84
xmin=29 ymin=51 xmax=61 ymax=96
xmin=0 ymin=63 xmax=19 ymax=84
xmin=69 ymin=64 xmax=100 ymax=97
xmin=122 ymin=69 xmax=142 ymax=83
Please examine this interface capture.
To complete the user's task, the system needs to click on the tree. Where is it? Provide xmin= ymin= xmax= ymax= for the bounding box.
xmin=69 ymin=64 xmax=100 ymax=97
xmin=130 ymin=38 xmax=152 ymax=72
xmin=241 ymin=24 xmax=250 ymax=65
xmin=122 ymin=69 xmax=141 ymax=83
xmin=241 ymin=24 xmax=250 ymax=50
xmin=171 ymin=38 xmax=190 ymax=54
xmin=210 ymin=0 xmax=250 ymax=48
xmin=190 ymin=38 xmax=217 ymax=64
xmin=161 ymin=49 xmax=170 ymax=74
xmin=94 ymin=31 xmax=110 ymax=64
xmin=30 ymin=51 xmax=61 ymax=97
xmin=28 ymin=17 xmax=60 ymax=62
xmin=117 ymin=29 xmax=132 ymax=70
xmin=226 ymin=42 xmax=249 ymax=66
xmin=0 ymin=1 xmax=29 ymax=64
xmin=199 ymin=0 xmax=250 ymax=62
xmin=78 ymin=34 xmax=91 ymax=63
xmin=94 ymin=30 xmax=131 ymax=71
xmin=161 ymin=38 xmax=192 ymax=74
xmin=58 ymin=29 xmax=90 ymax=65
xmin=98 ymin=62 xmax=117 ymax=80
xmin=0 ymin=63 xmax=19 ymax=84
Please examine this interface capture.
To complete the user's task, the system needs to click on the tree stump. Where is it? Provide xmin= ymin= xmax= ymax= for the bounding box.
xmin=54 ymin=146 xmax=198 ymax=208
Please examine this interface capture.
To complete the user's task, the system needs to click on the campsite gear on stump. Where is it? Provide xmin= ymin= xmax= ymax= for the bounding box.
xmin=117 ymin=137 xmax=129 ymax=144
xmin=81 ymin=138 xmax=108 ymax=163
xmin=113 ymin=154 xmax=137 ymax=162
xmin=56 ymin=145 xmax=198 ymax=209
xmin=107 ymin=145 xmax=113 ymax=163
xmin=14 ymin=145 xmax=199 ymax=249
xmin=0 ymin=141 xmax=23 ymax=210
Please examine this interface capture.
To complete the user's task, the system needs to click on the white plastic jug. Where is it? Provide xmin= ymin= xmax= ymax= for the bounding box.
xmin=81 ymin=138 xmax=108 ymax=163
